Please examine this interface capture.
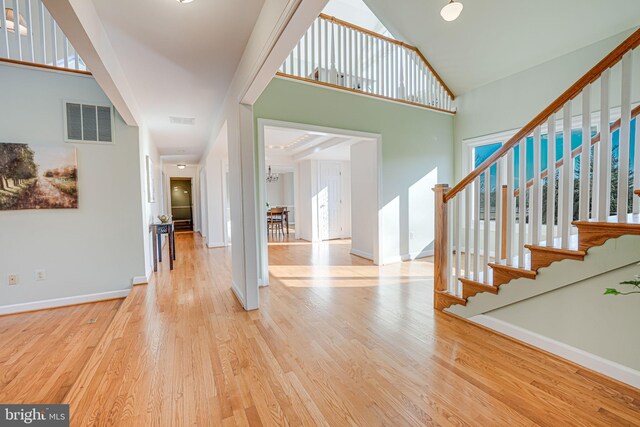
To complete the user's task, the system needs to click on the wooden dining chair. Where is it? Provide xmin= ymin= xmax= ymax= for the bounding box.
xmin=268 ymin=207 xmax=285 ymax=238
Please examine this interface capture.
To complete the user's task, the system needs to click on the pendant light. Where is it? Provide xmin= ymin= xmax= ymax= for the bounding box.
xmin=440 ymin=0 xmax=463 ymax=22
xmin=266 ymin=166 xmax=279 ymax=183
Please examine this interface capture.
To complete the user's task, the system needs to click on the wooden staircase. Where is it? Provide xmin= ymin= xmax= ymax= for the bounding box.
xmin=433 ymin=28 xmax=640 ymax=312
xmin=438 ymin=213 xmax=640 ymax=310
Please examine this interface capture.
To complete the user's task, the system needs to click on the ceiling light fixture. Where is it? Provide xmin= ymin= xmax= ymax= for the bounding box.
xmin=266 ymin=166 xmax=279 ymax=183
xmin=0 ymin=8 xmax=28 ymax=36
xmin=177 ymin=164 xmax=186 ymax=170
xmin=440 ymin=0 xmax=463 ymax=22
xmin=176 ymin=0 xmax=195 ymax=3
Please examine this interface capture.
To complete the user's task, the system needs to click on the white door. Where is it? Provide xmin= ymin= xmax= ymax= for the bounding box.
xmin=318 ymin=162 xmax=342 ymax=240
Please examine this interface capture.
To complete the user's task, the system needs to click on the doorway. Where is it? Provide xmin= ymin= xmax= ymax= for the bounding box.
xmin=170 ymin=178 xmax=194 ymax=231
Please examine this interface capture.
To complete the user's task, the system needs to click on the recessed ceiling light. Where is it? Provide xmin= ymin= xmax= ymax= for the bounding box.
xmin=176 ymin=0 xmax=194 ymax=3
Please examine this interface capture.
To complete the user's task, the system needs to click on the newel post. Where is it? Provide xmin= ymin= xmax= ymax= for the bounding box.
xmin=433 ymin=184 xmax=450 ymax=309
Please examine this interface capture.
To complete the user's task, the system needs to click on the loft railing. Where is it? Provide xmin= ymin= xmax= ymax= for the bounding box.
xmin=0 ymin=0 xmax=88 ymax=73
xmin=433 ymin=28 xmax=640 ymax=310
xmin=277 ymin=13 xmax=455 ymax=114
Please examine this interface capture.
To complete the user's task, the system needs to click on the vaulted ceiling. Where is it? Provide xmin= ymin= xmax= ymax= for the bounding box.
xmin=91 ymin=0 xmax=264 ymax=162
xmin=363 ymin=0 xmax=640 ymax=94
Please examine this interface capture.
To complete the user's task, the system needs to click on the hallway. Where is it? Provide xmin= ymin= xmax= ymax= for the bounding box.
xmin=1 ymin=233 xmax=639 ymax=425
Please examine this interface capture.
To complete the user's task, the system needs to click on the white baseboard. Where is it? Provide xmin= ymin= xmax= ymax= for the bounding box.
xmin=470 ymin=314 xmax=640 ymax=389
xmin=131 ymin=275 xmax=149 ymax=285
xmin=382 ymin=255 xmax=403 ymax=265
xmin=402 ymin=249 xmax=434 ymax=261
xmin=0 ymin=289 xmax=131 ymax=316
xmin=350 ymin=248 xmax=373 ymax=260
xmin=207 ymin=242 xmax=226 ymax=248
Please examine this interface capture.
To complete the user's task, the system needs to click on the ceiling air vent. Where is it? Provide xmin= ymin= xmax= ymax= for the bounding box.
xmin=169 ymin=116 xmax=196 ymax=125
xmin=64 ymin=101 xmax=114 ymax=144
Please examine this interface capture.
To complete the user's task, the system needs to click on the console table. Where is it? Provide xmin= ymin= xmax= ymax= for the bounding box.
xmin=151 ymin=222 xmax=176 ymax=271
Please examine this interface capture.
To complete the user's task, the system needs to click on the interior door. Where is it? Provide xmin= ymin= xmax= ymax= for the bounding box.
xmin=318 ymin=162 xmax=342 ymax=240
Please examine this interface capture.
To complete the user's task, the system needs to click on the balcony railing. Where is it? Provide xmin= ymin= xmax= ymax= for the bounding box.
xmin=277 ymin=13 xmax=455 ymax=113
xmin=0 ymin=0 xmax=87 ymax=73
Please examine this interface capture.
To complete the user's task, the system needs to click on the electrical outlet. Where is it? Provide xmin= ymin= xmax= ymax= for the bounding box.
xmin=8 ymin=274 xmax=18 ymax=285
xmin=35 ymin=270 xmax=46 ymax=281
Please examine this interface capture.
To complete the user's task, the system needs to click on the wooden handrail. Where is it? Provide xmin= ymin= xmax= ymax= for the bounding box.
xmin=445 ymin=27 xmax=640 ymax=203
xmin=318 ymin=13 xmax=455 ymax=101
xmin=0 ymin=57 xmax=91 ymax=76
xmin=514 ymin=104 xmax=640 ymax=196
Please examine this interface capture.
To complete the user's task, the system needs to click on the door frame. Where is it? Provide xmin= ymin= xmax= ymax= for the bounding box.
xmin=257 ymin=119 xmax=383 ymax=286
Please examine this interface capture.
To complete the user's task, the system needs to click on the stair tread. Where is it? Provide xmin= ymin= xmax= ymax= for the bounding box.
xmin=489 ymin=253 xmax=534 ymax=272
xmin=459 ymin=276 xmax=499 ymax=293
xmin=458 ymin=268 xmax=494 ymax=287
xmin=525 ymin=234 xmax=585 ymax=254
xmin=572 ymin=213 xmax=640 ymax=226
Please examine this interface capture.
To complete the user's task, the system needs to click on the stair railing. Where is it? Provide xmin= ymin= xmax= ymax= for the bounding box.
xmin=433 ymin=28 xmax=640 ymax=310
xmin=277 ymin=13 xmax=455 ymax=113
xmin=0 ymin=0 xmax=87 ymax=73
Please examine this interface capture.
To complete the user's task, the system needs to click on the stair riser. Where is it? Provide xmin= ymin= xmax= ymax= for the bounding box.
xmin=575 ymin=225 xmax=640 ymax=251
xmin=491 ymin=267 xmax=536 ymax=286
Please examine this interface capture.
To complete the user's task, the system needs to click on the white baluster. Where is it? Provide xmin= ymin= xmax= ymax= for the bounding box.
xmin=483 ymin=170 xmax=490 ymax=282
xmin=494 ymin=159 xmax=503 ymax=262
xmin=455 ymin=194 xmax=462 ymax=287
xmin=546 ymin=114 xmax=556 ymax=245
xmin=561 ymin=102 xmax=573 ymax=248
xmin=598 ymin=69 xmax=611 ymax=221
xmin=518 ymin=139 xmax=527 ymax=267
xmin=25 ymin=0 xmax=34 ymax=62
xmin=15 ymin=0 xmax=22 ymax=60
xmin=74 ymin=44 xmax=79 ymax=70
xmin=464 ymin=186 xmax=471 ymax=278
xmin=579 ymin=85 xmax=591 ymax=220
xmin=63 ymin=33 xmax=69 ymax=69
xmin=618 ymin=51 xmax=632 ymax=221
xmin=50 ymin=12 xmax=57 ymax=66
xmin=532 ymin=126 xmax=542 ymax=245
xmin=506 ymin=150 xmax=515 ymax=264
xmin=0 ymin=0 xmax=9 ymax=58
xmin=310 ymin=19 xmax=315 ymax=78
xmin=448 ymin=195 xmax=454 ymax=293
xmin=634 ymin=116 xmax=640 ymax=214
xmin=473 ymin=177 xmax=481 ymax=280
xmin=39 ymin=1 xmax=45 ymax=63
xmin=323 ymin=19 xmax=328 ymax=81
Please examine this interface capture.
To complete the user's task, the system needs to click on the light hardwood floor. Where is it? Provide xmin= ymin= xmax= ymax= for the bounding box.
xmin=0 ymin=299 xmax=121 ymax=404
xmin=2 ymin=233 xmax=640 ymax=426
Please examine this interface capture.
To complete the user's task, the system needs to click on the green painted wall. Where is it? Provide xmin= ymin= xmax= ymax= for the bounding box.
xmin=253 ymin=77 xmax=455 ymax=260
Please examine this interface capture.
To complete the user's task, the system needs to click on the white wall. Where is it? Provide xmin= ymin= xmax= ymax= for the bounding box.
xmin=454 ymin=28 xmax=640 ymax=181
xmin=350 ymin=141 xmax=377 ymax=260
xmin=0 ymin=64 xmax=146 ymax=310
xmin=139 ymin=125 xmax=163 ymax=278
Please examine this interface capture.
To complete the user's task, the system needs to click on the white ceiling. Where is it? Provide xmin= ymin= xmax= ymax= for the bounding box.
xmin=91 ymin=0 xmax=264 ymax=162
xmin=264 ymin=126 xmax=366 ymax=166
xmin=363 ymin=0 xmax=640 ymax=94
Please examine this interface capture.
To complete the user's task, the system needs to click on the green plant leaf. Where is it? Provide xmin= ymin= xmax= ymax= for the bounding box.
xmin=604 ymin=288 xmax=621 ymax=295
xmin=619 ymin=280 xmax=640 ymax=286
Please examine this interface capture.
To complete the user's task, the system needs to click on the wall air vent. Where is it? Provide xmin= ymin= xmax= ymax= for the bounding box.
xmin=169 ymin=116 xmax=196 ymax=125
xmin=64 ymin=101 xmax=114 ymax=144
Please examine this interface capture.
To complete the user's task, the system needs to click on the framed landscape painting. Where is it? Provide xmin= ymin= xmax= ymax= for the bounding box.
xmin=0 ymin=143 xmax=78 ymax=211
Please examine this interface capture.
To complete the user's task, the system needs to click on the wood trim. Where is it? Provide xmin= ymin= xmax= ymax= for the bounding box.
xmin=435 ymin=290 xmax=466 ymax=310
xmin=514 ymin=104 xmax=640 ymax=197
xmin=0 ymin=57 xmax=92 ymax=76
xmin=275 ymin=72 xmax=456 ymax=115
xmin=445 ymin=28 xmax=640 ymax=202
xmin=318 ymin=13 xmax=455 ymax=100
xmin=525 ymin=244 xmax=586 ymax=271
xmin=460 ymin=278 xmax=498 ymax=299
xmin=433 ymin=184 xmax=450 ymax=306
